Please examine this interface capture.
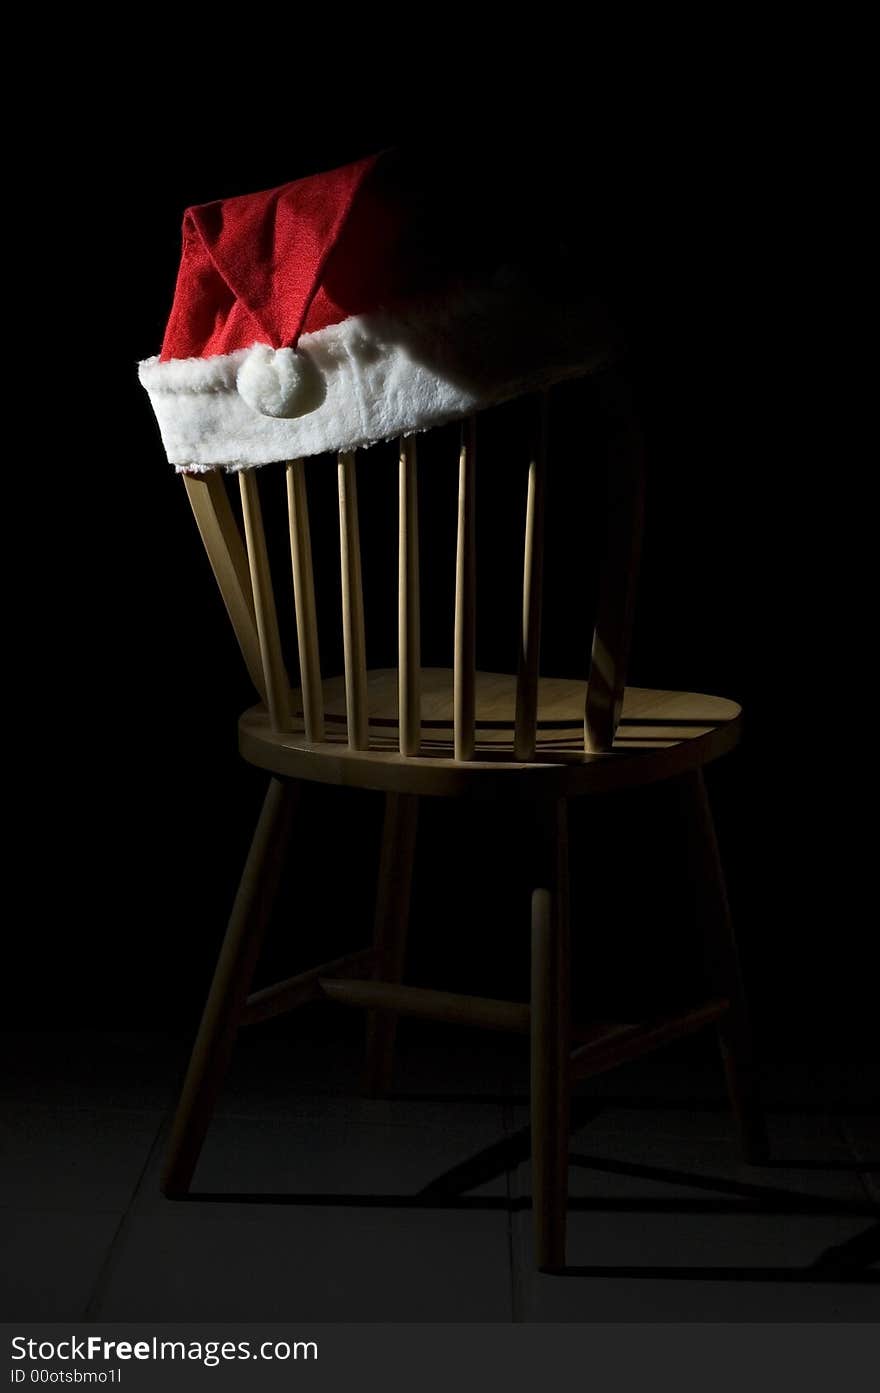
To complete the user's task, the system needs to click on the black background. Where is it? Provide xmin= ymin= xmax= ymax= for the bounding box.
xmin=11 ymin=72 xmax=872 ymax=1104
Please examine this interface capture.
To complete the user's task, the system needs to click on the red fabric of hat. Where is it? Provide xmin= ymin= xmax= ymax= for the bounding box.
xmin=140 ymin=149 xmax=619 ymax=472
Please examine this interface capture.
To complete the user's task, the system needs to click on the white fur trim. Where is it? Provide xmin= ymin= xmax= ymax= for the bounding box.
xmin=139 ymin=281 xmax=619 ymax=471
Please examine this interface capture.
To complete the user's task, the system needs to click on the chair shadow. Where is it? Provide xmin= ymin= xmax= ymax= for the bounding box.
xmin=178 ymin=1096 xmax=879 ymax=1283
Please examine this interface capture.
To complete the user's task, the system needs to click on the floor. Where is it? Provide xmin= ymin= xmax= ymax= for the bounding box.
xmin=2 ymin=1026 xmax=878 ymax=1322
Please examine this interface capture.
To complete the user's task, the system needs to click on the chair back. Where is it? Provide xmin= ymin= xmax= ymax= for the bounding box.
xmin=182 ymin=371 xmax=645 ymax=760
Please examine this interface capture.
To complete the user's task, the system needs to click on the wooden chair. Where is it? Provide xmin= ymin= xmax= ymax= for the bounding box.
xmin=162 ymin=370 xmax=767 ymax=1270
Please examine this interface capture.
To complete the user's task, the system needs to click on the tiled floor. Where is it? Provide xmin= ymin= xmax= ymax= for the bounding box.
xmin=1 ymin=1030 xmax=877 ymax=1321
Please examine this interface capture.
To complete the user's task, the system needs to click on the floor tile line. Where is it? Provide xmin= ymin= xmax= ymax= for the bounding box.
xmin=81 ymin=1113 xmax=169 ymax=1319
xmin=808 ymin=1220 xmax=880 ymax=1274
xmin=501 ymin=1103 xmax=521 ymax=1323
xmin=840 ymin=1118 xmax=880 ymax=1210
xmin=547 ymin=1264 xmax=880 ymax=1286
xmin=568 ymin=1151 xmax=874 ymax=1212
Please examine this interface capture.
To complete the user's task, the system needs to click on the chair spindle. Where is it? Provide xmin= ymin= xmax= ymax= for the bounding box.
xmin=338 ymin=452 xmax=369 ymax=751
xmin=286 ymin=460 xmax=324 ymax=742
xmin=583 ymin=376 xmax=646 ymax=753
xmin=181 ymin=473 xmax=267 ymax=704
xmin=454 ymin=419 xmax=477 ymax=760
xmin=398 ymin=438 xmax=421 ymax=756
xmin=514 ymin=392 xmax=549 ymax=760
xmin=238 ymin=470 xmax=292 ymax=732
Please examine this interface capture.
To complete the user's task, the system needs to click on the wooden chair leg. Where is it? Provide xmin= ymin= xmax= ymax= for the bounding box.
xmin=162 ymin=777 xmax=299 ymax=1196
xmin=530 ymin=797 xmax=571 ymax=1271
xmin=364 ymin=793 xmax=419 ymax=1096
xmin=679 ymin=769 xmax=770 ymax=1164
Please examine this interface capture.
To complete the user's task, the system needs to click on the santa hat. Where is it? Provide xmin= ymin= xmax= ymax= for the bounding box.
xmin=139 ymin=150 xmax=620 ymax=471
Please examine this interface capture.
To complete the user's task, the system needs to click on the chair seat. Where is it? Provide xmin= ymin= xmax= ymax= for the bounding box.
xmin=239 ymin=668 xmax=741 ymax=799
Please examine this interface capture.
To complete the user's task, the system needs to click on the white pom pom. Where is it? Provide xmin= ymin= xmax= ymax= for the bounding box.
xmin=236 ymin=345 xmax=315 ymax=419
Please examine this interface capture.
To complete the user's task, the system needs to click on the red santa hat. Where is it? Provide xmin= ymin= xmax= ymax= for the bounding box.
xmin=139 ymin=150 xmax=620 ymax=471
